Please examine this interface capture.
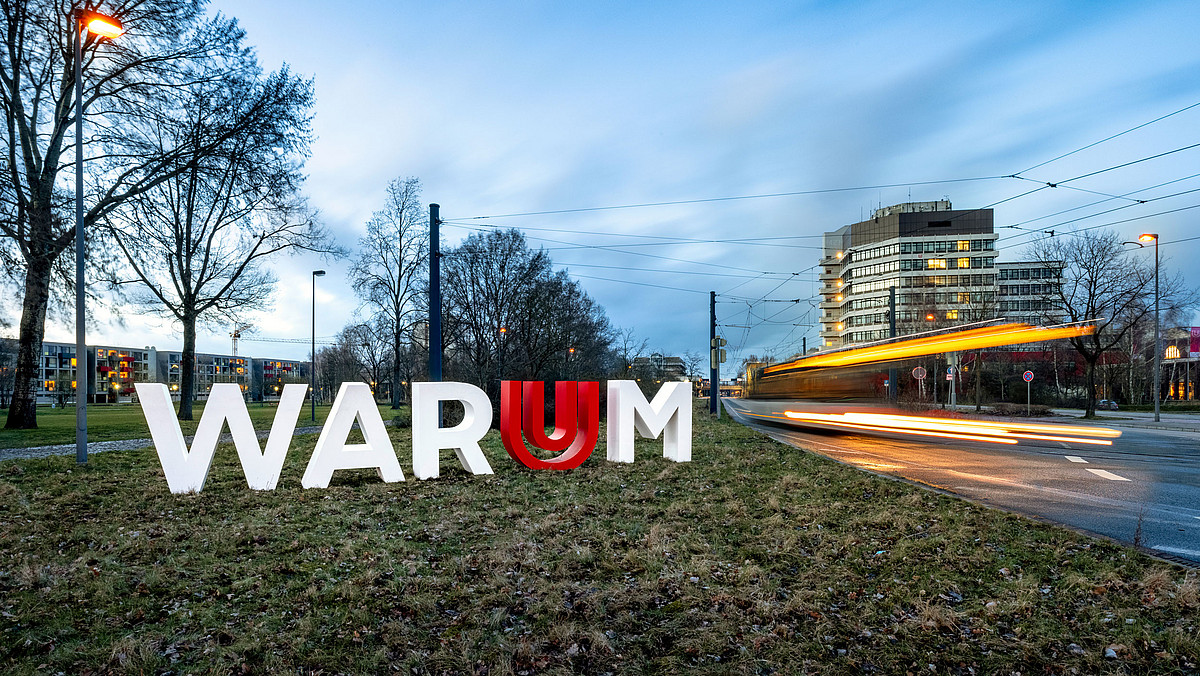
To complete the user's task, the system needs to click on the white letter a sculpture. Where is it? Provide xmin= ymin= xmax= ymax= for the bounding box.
xmin=136 ymin=382 xmax=307 ymax=493
xmin=301 ymin=382 xmax=405 ymax=488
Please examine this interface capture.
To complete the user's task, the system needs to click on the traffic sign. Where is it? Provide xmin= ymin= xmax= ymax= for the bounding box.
xmin=912 ymin=367 xmax=926 ymax=380
xmin=710 ymin=348 xmax=726 ymax=366
xmin=1023 ymin=371 xmax=1034 ymax=383
xmin=711 ymin=336 xmax=727 ymax=348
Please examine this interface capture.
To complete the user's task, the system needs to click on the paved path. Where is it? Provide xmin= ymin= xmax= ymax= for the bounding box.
xmin=0 ymin=424 xmax=328 ymax=463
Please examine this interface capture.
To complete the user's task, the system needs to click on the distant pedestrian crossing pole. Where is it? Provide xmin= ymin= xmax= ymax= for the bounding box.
xmin=1024 ymin=370 xmax=1034 ymax=415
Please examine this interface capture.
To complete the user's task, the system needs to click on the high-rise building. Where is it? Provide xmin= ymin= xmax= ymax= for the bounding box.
xmin=819 ymin=201 xmax=998 ymax=349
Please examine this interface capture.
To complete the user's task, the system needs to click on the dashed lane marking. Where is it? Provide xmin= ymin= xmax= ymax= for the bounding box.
xmin=1085 ymin=468 xmax=1130 ymax=481
xmin=1065 ymin=456 xmax=1087 ymax=463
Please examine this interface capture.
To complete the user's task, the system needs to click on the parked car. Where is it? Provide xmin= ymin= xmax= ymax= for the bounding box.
xmin=1097 ymin=399 xmax=1120 ymax=410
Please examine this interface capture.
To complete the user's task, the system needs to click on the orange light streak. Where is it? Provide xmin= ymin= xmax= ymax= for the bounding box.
xmin=763 ymin=322 xmax=1096 ymax=374
xmin=780 ymin=410 xmax=1120 ymax=446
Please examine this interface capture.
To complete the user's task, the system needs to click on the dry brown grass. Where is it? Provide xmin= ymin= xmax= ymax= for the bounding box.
xmin=0 ymin=402 xmax=1196 ymax=674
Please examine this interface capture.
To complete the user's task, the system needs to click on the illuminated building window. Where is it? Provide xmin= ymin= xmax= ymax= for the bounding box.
xmin=946 ymin=310 xmax=959 ymax=320
xmin=957 ymin=292 xmax=970 ymax=303
xmin=927 ymin=259 xmax=946 ymax=270
xmin=1165 ymin=345 xmax=1181 ymax=360
xmin=957 ymin=240 xmax=970 ymax=251
xmin=957 ymin=258 xmax=970 ymax=269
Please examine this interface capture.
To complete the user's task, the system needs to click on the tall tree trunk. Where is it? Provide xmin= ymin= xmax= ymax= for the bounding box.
xmin=391 ymin=333 xmax=402 ymax=409
xmin=4 ymin=258 xmax=54 ymax=430
xmin=1083 ymin=355 xmax=1098 ymax=418
xmin=974 ymin=350 xmax=983 ymax=412
xmin=179 ymin=317 xmax=197 ymax=421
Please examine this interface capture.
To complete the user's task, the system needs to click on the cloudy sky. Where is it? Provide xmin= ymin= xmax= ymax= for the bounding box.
xmin=48 ymin=0 xmax=1200 ymax=377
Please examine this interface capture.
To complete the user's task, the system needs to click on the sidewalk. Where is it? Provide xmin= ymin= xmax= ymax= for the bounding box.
xmin=1049 ymin=408 xmax=1200 ymax=434
xmin=0 ymin=423 xmax=330 ymax=463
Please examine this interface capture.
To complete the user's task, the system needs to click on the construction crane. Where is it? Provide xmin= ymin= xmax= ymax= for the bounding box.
xmin=230 ymin=323 xmax=253 ymax=357
xmin=240 ymin=336 xmax=339 ymax=346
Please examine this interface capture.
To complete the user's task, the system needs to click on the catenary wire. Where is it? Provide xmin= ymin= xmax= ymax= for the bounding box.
xmin=1016 ymin=100 xmax=1200 ymax=174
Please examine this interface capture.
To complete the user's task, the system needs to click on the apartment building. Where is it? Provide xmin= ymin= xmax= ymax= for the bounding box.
xmin=996 ymin=261 xmax=1065 ymax=325
xmin=157 ymin=351 xmax=251 ymax=398
xmin=819 ymin=201 xmax=998 ymax=349
xmin=0 ymin=341 xmax=159 ymax=404
xmin=252 ymin=358 xmax=309 ymax=401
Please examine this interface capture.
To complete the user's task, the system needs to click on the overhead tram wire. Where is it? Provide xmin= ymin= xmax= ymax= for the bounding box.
xmin=1003 ymin=172 xmax=1200 ymax=229
xmin=440 ymin=221 xmax=791 ymax=276
xmin=558 ymin=262 xmax=796 ymax=280
xmin=455 ymin=176 xmax=1011 ymax=221
xmin=1016 ymin=100 xmax=1200 ymax=175
xmin=998 ymin=201 xmax=1200 ymax=247
xmin=997 ymin=184 xmax=1200 ymax=243
xmin=440 ymin=218 xmax=824 ymax=246
xmin=443 ymin=101 xmax=1200 ymax=261
xmin=570 ymin=274 xmax=709 ymax=295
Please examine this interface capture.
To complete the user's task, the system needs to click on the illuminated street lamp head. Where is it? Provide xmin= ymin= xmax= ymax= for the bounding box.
xmin=1138 ymin=233 xmax=1158 ymax=243
xmin=80 ymin=10 xmax=124 ymax=38
xmin=499 ymin=327 xmax=507 ymax=334
xmin=569 ymin=347 xmax=575 ymax=354
xmin=925 ymin=313 xmax=936 ymax=321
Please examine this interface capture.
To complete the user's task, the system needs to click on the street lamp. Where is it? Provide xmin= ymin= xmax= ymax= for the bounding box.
xmin=311 ymin=269 xmax=325 ymax=422
xmin=1124 ymin=236 xmax=1161 ymax=421
xmin=74 ymin=9 xmax=124 ymax=465
xmin=1139 ymin=234 xmax=1161 ymax=422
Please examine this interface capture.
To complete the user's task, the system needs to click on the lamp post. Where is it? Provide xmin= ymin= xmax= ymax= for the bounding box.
xmin=1140 ymin=234 xmax=1161 ymax=422
xmin=1124 ymin=236 xmax=1160 ymax=421
xmin=311 ymin=270 xmax=325 ymax=422
xmin=74 ymin=10 xmax=124 ymax=465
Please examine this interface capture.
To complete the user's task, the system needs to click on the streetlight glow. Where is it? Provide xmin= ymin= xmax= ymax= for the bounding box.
xmin=1138 ymin=233 xmax=1158 ymax=243
xmin=82 ymin=12 xmax=124 ymax=38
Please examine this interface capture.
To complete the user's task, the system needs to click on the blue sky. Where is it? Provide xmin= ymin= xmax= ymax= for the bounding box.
xmin=57 ymin=0 xmax=1200 ymax=375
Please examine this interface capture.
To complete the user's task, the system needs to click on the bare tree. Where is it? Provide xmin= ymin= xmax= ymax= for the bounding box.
xmin=1028 ymin=230 xmax=1193 ymax=417
xmin=102 ymin=67 xmax=337 ymax=420
xmin=441 ymin=229 xmax=614 ymax=405
xmin=342 ymin=321 xmax=392 ymax=400
xmin=612 ymin=327 xmax=648 ymax=377
xmin=0 ymin=1 xmax=282 ymax=429
xmin=349 ymin=177 xmax=428 ymax=409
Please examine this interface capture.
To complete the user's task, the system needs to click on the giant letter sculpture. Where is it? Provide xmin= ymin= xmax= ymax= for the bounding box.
xmin=500 ymin=380 xmax=599 ymax=470
xmin=136 ymin=382 xmax=307 ymax=493
xmin=606 ymin=381 xmax=692 ymax=463
xmin=301 ymin=382 xmax=405 ymax=488
xmin=411 ymin=381 xmax=495 ymax=480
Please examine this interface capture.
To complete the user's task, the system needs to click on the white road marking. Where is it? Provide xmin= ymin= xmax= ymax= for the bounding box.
xmin=1085 ymin=468 xmax=1130 ymax=481
xmin=1150 ymin=545 xmax=1200 ymax=558
xmin=1065 ymin=456 xmax=1087 ymax=463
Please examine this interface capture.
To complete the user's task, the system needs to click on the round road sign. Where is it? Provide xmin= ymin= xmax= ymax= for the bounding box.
xmin=912 ymin=367 xmax=927 ymax=380
xmin=1023 ymin=370 xmax=1034 ymax=382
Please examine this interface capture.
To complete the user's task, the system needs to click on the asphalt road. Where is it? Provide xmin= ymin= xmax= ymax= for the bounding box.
xmin=723 ymin=398 xmax=1200 ymax=566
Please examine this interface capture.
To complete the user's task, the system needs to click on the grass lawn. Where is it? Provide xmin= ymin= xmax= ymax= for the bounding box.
xmin=0 ymin=403 xmax=1195 ymax=674
xmin=0 ymin=401 xmax=403 ymax=449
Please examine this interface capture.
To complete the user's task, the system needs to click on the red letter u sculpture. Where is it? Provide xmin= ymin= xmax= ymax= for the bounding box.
xmin=500 ymin=381 xmax=599 ymax=470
